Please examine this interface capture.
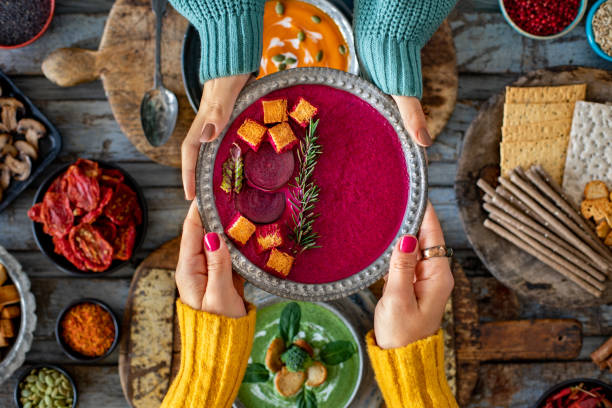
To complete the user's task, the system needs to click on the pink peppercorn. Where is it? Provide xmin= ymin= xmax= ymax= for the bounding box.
xmin=503 ymin=0 xmax=581 ymax=36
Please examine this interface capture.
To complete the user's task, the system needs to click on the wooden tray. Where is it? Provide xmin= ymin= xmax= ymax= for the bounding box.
xmin=454 ymin=66 xmax=612 ymax=308
xmin=41 ymin=0 xmax=457 ymax=168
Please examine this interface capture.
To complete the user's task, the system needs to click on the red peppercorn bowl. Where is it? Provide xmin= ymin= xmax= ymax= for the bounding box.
xmin=54 ymin=298 xmax=120 ymax=362
xmin=586 ymin=0 xmax=612 ymax=62
xmin=534 ymin=378 xmax=612 ymax=407
xmin=499 ymin=0 xmax=587 ymax=40
xmin=13 ymin=364 xmax=77 ymax=408
xmin=0 ymin=0 xmax=56 ymax=49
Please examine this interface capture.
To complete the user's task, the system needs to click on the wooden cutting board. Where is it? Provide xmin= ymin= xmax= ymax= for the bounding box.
xmin=41 ymin=0 xmax=457 ymax=169
xmin=120 ymin=238 xmax=581 ymax=407
xmin=454 ymin=66 xmax=612 ymax=309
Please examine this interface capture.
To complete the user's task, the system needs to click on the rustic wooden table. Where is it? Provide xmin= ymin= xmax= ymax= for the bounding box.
xmin=1 ymin=0 xmax=612 ymax=406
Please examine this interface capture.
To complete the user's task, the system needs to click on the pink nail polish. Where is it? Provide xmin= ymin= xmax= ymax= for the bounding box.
xmin=399 ymin=236 xmax=417 ymax=253
xmin=204 ymin=232 xmax=220 ymax=252
xmin=200 ymin=123 xmax=215 ymax=142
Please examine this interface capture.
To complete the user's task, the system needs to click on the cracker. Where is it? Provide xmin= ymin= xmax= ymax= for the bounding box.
xmin=505 ymin=84 xmax=587 ymax=104
xmin=501 ymin=120 xmax=572 ymax=143
xmin=503 ymin=102 xmax=576 ymax=126
xmin=562 ymin=101 xmax=612 ymax=206
xmin=500 ymin=137 xmax=569 ymax=184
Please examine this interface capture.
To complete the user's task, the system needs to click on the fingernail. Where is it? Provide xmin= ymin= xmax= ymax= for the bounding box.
xmin=417 ymin=127 xmax=433 ymax=146
xmin=399 ymin=236 xmax=417 ymax=253
xmin=204 ymin=232 xmax=220 ymax=252
xmin=200 ymin=123 xmax=215 ymax=143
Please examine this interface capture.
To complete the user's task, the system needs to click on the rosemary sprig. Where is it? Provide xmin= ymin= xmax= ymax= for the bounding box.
xmin=289 ymin=119 xmax=322 ymax=254
xmin=220 ymin=143 xmax=244 ymax=194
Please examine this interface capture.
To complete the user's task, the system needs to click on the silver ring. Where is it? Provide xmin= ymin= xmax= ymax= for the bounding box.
xmin=422 ymin=245 xmax=453 ymax=260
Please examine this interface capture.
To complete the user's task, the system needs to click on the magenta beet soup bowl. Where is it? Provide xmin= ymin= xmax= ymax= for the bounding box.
xmin=196 ymin=68 xmax=427 ymax=301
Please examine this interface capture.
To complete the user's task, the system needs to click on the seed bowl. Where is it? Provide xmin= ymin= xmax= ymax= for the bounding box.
xmin=13 ymin=364 xmax=77 ymax=408
xmin=586 ymin=0 xmax=612 ymax=62
xmin=0 ymin=0 xmax=55 ymax=49
xmin=499 ymin=0 xmax=587 ymax=40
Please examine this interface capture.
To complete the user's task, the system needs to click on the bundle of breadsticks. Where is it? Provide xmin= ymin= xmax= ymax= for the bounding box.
xmin=591 ymin=337 xmax=612 ymax=371
xmin=477 ymin=165 xmax=612 ymax=297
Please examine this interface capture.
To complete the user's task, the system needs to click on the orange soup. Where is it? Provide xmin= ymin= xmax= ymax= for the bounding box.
xmin=259 ymin=0 xmax=350 ymax=78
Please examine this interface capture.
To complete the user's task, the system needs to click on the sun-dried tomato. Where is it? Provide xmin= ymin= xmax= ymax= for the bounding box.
xmin=93 ymin=217 xmax=117 ymax=243
xmin=100 ymin=168 xmax=124 ymax=187
xmin=48 ymin=174 xmax=66 ymax=194
xmin=65 ymin=163 xmax=100 ymax=212
xmin=81 ymin=187 xmax=113 ymax=224
xmin=104 ymin=183 xmax=140 ymax=226
xmin=75 ymin=158 xmax=100 ymax=178
xmin=53 ymin=235 xmax=87 ymax=271
xmin=28 ymin=203 xmax=44 ymax=223
xmin=112 ymin=222 xmax=136 ymax=261
xmin=69 ymin=224 xmax=113 ymax=272
xmin=41 ymin=192 xmax=74 ymax=238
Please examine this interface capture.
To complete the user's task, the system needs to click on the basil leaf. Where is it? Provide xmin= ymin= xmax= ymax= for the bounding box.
xmin=243 ymin=363 xmax=269 ymax=383
xmin=320 ymin=340 xmax=357 ymax=365
xmin=279 ymin=302 xmax=301 ymax=343
xmin=297 ymin=390 xmax=306 ymax=408
xmin=304 ymin=389 xmax=317 ymax=408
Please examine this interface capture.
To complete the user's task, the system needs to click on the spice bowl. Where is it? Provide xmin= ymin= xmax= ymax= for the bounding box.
xmin=586 ymin=0 xmax=612 ymax=62
xmin=0 ymin=0 xmax=56 ymax=49
xmin=499 ymin=0 xmax=588 ymax=40
xmin=13 ymin=364 xmax=77 ymax=408
xmin=534 ymin=378 xmax=612 ymax=407
xmin=54 ymin=298 xmax=120 ymax=362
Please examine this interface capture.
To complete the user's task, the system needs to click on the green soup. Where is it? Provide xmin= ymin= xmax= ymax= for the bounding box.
xmin=237 ymin=301 xmax=362 ymax=408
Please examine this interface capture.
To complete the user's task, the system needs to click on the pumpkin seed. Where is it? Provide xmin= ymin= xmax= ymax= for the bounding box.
xmin=286 ymin=57 xmax=297 ymax=65
xmin=275 ymin=2 xmax=284 ymax=15
xmin=311 ymin=15 xmax=321 ymax=23
xmin=297 ymin=31 xmax=306 ymax=42
xmin=338 ymin=44 xmax=347 ymax=55
xmin=19 ymin=368 xmax=74 ymax=408
xmin=316 ymin=50 xmax=324 ymax=61
xmin=278 ymin=63 xmax=287 ymax=71
xmin=272 ymin=54 xmax=285 ymax=63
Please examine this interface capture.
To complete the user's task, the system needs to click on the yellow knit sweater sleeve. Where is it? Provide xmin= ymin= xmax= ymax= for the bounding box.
xmin=366 ymin=329 xmax=458 ymax=408
xmin=161 ymin=300 xmax=257 ymax=408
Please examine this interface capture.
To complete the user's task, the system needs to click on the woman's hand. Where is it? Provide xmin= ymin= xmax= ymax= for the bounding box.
xmin=374 ymin=202 xmax=454 ymax=349
xmin=392 ymin=95 xmax=432 ymax=147
xmin=182 ymin=74 xmax=252 ymax=200
xmin=176 ymin=201 xmax=246 ymax=318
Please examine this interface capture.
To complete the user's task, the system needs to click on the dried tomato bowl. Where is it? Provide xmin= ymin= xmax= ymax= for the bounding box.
xmin=534 ymin=378 xmax=612 ymax=407
xmin=30 ymin=160 xmax=148 ymax=276
xmin=54 ymin=298 xmax=120 ymax=362
xmin=499 ymin=0 xmax=587 ymax=40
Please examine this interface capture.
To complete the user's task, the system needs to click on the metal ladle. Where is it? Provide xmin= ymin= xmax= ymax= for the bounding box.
xmin=140 ymin=0 xmax=178 ymax=147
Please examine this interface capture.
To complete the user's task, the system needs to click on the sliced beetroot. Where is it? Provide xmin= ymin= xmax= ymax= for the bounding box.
xmin=245 ymin=142 xmax=295 ymax=191
xmin=236 ymin=187 xmax=286 ymax=224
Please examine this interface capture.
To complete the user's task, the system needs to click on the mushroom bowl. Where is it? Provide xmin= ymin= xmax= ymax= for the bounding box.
xmin=0 ymin=69 xmax=62 ymax=213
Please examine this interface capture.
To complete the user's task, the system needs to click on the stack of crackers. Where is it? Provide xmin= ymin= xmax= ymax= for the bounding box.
xmin=500 ymin=84 xmax=587 ymax=185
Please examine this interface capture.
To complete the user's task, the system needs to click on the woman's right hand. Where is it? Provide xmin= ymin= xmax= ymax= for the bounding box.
xmin=182 ymin=74 xmax=251 ymax=200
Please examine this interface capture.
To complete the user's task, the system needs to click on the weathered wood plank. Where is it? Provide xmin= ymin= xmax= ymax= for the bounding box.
xmin=10 ymin=76 xmax=106 ymax=100
xmin=56 ymin=0 xmax=114 ymax=14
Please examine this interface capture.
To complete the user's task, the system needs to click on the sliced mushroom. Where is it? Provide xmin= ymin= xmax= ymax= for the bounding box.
xmin=14 ymin=140 xmax=37 ymax=160
xmin=0 ymin=134 xmax=11 ymax=150
xmin=5 ymin=154 xmax=31 ymax=181
xmin=0 ymin=164 xmax=9 ymax=189
xmin=0 ymin=98 xmax=25 ymax=131
xmin=0 ymin=123 xmax=8 ymax=133
xmin=1 ymin=144 xmax=17 ymax=158
xmin=16 ymin=118 xmax=46 ymax=149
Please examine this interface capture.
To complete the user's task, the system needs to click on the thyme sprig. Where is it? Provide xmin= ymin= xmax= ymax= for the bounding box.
xmin=289 ymin=119 xmax=322 ymax=254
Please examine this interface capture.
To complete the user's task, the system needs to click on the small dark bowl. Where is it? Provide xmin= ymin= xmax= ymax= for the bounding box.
xmin=534 ymin=378 xmax=612 ymax=407
xmin=31 ymin=160 xmax=147 ymax=276
xmin=13 ymin=364 xmax=77 ymax=408
xmin=55 ymin=298 xmax=120 ymax=362
xmin=0 ymin=0 xmax=55 ymax=49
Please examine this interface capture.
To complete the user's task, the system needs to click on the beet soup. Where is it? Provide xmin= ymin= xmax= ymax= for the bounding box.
xmin=213 ymin=84 xmax=409 ymax=284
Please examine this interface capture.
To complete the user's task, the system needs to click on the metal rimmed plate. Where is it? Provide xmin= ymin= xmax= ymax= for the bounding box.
xmin=196 ymin=67 xmax=427 ymax=301
xmin=181 ymin=0 xmax=359 ymax=112
xmin=0 ymin=246 xmax=37 ymax=385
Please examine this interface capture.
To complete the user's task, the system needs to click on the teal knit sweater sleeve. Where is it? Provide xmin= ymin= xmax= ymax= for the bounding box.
xmin=169 ymin=0 xmax=265 ymax=82
xmin=354 ymin=0 xmax=457 ymax=98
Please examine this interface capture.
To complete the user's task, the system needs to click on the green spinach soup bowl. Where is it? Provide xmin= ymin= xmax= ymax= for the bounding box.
xmin=236 ymin=300 xmax=364 ymax=408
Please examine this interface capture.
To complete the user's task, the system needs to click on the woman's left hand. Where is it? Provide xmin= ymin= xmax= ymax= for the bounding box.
xmin=175 ymin=201 xmax=246 ymax=318
xmin=392 ymin=95 xmax=433 ymax=147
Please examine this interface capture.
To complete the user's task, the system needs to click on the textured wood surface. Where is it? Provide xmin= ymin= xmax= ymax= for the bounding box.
xmin=2 ymin=0 xmax=612 ymax=406
xmin=455 ymin=67 xmax=612 ymax=308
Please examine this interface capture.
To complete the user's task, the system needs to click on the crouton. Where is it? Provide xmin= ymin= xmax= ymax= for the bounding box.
xmin=0 ymin=264 xmax=6 ymax=286
xmin=306 ymin=361 xmax=328 ymax=387
xmin=289 ymin=98 xmax=318 ymax=127
xmin=581 ymin=198 xmax=611 ymax=223
xmin=293 ymin=339 xmax=314 ymax=357
xmin=606 ymin=230 xmax=612 ymax=246
xmin=225 ymin=214 xmax=256 ymax=246
xmin=0 ymin=319 xmax=14 ymax=338
xmin=255 ymin=224 xmax=284 ymax=254
xmin=1 ymin=305 xmax=20 ymax=319
xmin=237 ymin=118 xmax=267 ymax=151
xmin=274 ymin=366 xmax=305 ymax=397
xmin=596 ymin=220 xmax=611 ymax=239
xmin=0 ymin=285 xmax=19 ymax=307
xmin=265 ymin=337 xmax=286 ymax=373
xmin=268 ymin=122 xmax=298 ymax=153
xmin=266 ymin=249 xmax=295 ymax=277
xmin=262 ymin=99 xmax=288 ymax=124
xmin=584 ymin=181 xmax=609 ymax=200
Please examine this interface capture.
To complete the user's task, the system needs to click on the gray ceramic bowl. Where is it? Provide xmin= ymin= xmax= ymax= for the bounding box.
xmin=196 ymin=67 xmax=428 ymax=301
xmin=0 ymin=246 xmax=37 ymax=385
